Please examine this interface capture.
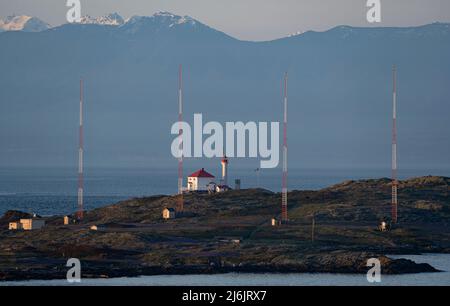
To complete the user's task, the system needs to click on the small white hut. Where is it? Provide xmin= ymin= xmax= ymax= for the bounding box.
xmin=162 ymin=208 xmax=176 ymax=219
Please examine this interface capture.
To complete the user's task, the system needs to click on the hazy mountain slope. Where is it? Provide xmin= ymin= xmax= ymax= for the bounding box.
xmin=0 ymin=14 xmax=449 ymax=171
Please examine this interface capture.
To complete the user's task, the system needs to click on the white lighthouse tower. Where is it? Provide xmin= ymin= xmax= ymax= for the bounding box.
xmin=221 ymin=155 xmax=228 ymax=186
xmin=215 ymin=155 xmax=231 ymax=192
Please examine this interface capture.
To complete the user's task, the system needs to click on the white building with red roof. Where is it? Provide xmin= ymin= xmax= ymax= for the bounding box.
xmin=187 ymin=168 xmax=216 ymax=192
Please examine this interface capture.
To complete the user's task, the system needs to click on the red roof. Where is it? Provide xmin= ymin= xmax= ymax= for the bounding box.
xmin=188 ymin=168 xmax=215 ymax=178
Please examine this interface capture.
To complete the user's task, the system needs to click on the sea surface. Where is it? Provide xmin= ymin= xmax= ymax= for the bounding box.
xmin=1 ymin=254 xmax=449 ymax=286
xmin=0 ymin=167 xmax=448 ymax=216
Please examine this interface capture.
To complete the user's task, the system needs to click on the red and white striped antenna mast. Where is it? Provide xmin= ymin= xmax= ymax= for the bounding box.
xmin=77 ymin=78 xmax=84 ymax=220
xmin=391 ymin=65 xmax=398 ymax=224
xmin=281 ymin=72 xmax=288 ymax=223
xmin=177 ymin=65 xmax=184 ymax=212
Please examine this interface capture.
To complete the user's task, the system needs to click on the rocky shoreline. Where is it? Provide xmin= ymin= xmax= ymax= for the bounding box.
xmin=1 ymin=176 xmax=449 ymax=282
xmin=0 ymin=254 xmax=440 ymax=282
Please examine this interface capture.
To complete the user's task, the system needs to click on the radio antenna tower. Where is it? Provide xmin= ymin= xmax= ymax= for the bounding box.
xmin=177 ymin=65 xmax=184 ymax=212
xmin=391 ymin=65 xmax=398 ymax=224
xmin=77 ymin=78 xmax=84 ymax=220
xmin=281 ymin=72 xmax=288 ymax=223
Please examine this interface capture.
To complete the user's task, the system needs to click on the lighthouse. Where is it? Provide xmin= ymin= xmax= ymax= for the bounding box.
xmin=221 ymin=155 xmax=228 ymax=186
xmin=215 ymin=155 xmax=231 ymax=193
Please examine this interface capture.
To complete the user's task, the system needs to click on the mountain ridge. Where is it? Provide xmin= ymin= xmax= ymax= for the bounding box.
xmin=0 ymin=13 xmax=449 ymax=169
xmin=2 ymin=12 xmax=450 ymax=42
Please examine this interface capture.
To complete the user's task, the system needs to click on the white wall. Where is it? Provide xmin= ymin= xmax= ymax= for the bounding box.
xmin=187 ymin=177 xmax=215 ymax=191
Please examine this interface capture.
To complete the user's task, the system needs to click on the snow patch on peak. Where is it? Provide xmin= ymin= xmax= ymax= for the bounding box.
xmin=0 ymin=15 xmax=50 ymax=32
xmin=176 ymin=15 xmax=196 ymax=26
xmin=80 ymin=13 xmax=124 ymax=26
xmin=119 ymin=11 xmax=199 ymax=33
xmin=152 ymin=11 xmax=196 ymax=25
xmin=154 ymin=11 xmax=176 ymax=17
xmin=287 ymin=31 xmax=303 ymax=38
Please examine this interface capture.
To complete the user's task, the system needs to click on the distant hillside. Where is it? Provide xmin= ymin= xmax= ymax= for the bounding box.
xmin=0 ymin=13 xmax=449 ymax=169
xmin=80 ymin=176 xmax=450 ymax=225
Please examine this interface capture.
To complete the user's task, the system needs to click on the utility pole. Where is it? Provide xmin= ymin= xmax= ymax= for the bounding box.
xmin=77 ymin=78 xmax=84 ymax=220
xmin=281 ymin=72 xmax=288 ymax=223
xmin=391 ymin=65 xmax=398 ymax=224
xmin=177 ymin=65 xmax=184 ymax=213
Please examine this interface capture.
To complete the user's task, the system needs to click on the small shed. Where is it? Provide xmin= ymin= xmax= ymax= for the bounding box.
xmin=378 ymin=221 xmax=389 ymax=232
xmin=271 ymin=218 xmax=279 ymax=227
xmin=162 ymin=208 xmax=176 ymax=219
xmin=63 ymin=215 xmax=72 ymax=225
xmin=20 ymin=218 xmax=45 ymax=230
xmin=9 ymin=222 xmax=22 ymax=230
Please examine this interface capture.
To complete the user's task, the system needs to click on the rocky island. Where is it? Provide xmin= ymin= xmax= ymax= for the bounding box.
xmin=0 ymin=176 xmax=449 ymax=281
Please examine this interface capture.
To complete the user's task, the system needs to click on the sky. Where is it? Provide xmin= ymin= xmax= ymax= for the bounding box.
xmin=1 ymin=0 xmax=450 ymax=40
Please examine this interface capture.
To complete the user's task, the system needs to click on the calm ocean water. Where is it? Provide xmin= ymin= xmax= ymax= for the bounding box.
xmin=0 ymin=167 xmax=448 ymax=216
xmin=1 ymin=254 xmax=449 ymax=286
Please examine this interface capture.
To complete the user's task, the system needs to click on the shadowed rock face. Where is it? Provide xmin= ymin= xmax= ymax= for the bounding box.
xmin=0 ymin=176 xmax=448 ymax=281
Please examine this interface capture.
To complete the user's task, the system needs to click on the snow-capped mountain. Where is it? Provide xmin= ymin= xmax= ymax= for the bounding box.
xmin=79 ymin=12 xmax=125 ymax=26
xmin=0 ymin=11 xmax=207 ymax=33
xmin=78 ymin=11 xmax=197 ymax=29
xmin=0 ymin=15 xmax=50 ymax=32
xmin=120 ymin=11 xmax=200 ymax=34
